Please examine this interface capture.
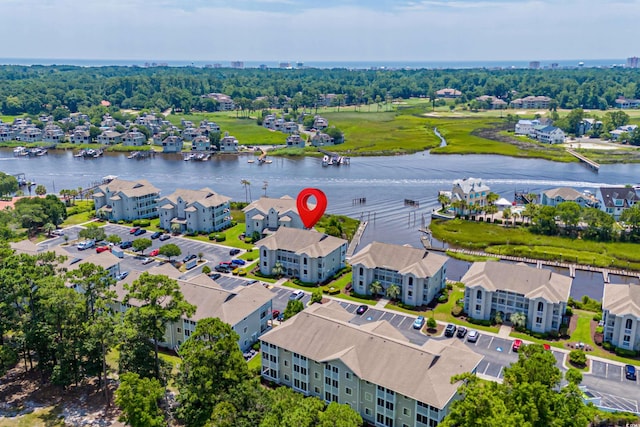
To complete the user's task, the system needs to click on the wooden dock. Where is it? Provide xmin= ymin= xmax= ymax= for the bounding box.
xmin=346 ymin=221 xmax=368 ymax=259
xmin=566 ymin=148 xmax=600 ymax=171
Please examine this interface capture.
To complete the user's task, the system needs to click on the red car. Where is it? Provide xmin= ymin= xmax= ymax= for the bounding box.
xmin=512 ymin=339 xmax=523 ymax=352
xmin=149 ymin=249 xmax=160 ymax=257
xmin=96 ymin=246 xmax=110 ymax=253
xmin=129 ymin=226 xmax=140 ymax=234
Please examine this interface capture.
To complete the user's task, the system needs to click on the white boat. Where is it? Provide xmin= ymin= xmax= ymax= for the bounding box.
xmin=13 ymin=146 xmax=28 ymax=156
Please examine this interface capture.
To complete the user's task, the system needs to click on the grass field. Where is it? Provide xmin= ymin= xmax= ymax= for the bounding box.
xmin=431 ymin=219 xmax=640 ymax=270
xmin=167 ymin=112 xmax=286 ymax=146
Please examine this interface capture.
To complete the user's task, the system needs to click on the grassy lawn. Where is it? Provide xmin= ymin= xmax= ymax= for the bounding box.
xmin=0 ymin=407 xmax=65 ymax=427
xmin=60 ymin=211 xmax=94 ymax=227
xmin=247 ymin=353 xmax=262 ymax=372
xmin=220 ymin=223 xmax=255 ymax=250
xmin=167 ymin=112 xmax=286 ymax=146
xmin=239 ymin=250 xmax=258 ymax=261
xmin=445 ymin=250 xmax=500 ymax=262
xmin=431 ymin=219 xmax=640 ymax=270
xmin=326 ymin=271 xmax=352 ymax=291
xmin=244 ymin=271 xmax=277 ymax=283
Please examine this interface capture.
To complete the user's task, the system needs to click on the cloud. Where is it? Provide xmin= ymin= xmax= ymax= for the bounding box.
xmin=0 ymin=0 xmax=639 ymax=62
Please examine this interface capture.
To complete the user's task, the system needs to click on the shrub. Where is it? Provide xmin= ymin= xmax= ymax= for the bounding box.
xmin=615 ymin=347 xmax=638 ymax=357
xmin=215 ymin=233 xmax=226 ymax=242
xmin=208 ymin=233 xmax=216 ymax=240
xmin=595 ymin=326 xmax=604 ymax=334
xmin=468 ymin=317 xmax=493 ymax=327
xmin=427 ymin=317 xmax=437 ymax=329
xmin=602 ymin=342 xmax=614 ymax=352
xmin=547 ymin=329 xmax=559 ymax=339
xmin=565 ymin=307 xmax=573 ymax=316
xmin=311 ymin=288 xmax=323 ymax=304
xmin=202 ymin=265 xmax=211 ymax=274
xmin=493 ymin=312 xmax=503 ymax=325
xmin=592 ymin=313 xmax=602 ymax=322
xmin=451 ymin=305 xmax=463 ymax=317
xmin=446 ymin=282 xmax=453 ymax=291
xmin=438 ymin=294 xmax=448 ymax=303
xmin=132 ymin=219 xmax=151 ymax=227
xmin=569 ymin=349 xmax=587 ymax=367
xmin=244 ymin=237 xmax=252 ymax=243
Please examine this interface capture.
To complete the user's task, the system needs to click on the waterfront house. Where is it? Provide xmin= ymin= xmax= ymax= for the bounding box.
xmin=162 ymin=135 xmax=184 ymax=153
xmin=436 ymin=88 xmax=462 ymax=98
xmin=260 ymin=301 xmax=483 ymax=427
xmin=191 ymin=135 xmax=211 ymax=151
xmin=42 ymin=126 xmax=65 ymax=144
xmin=219 ymin=132 xmax=239 ymax=153
xmin=285 ymin=133 xmax=306 ymax=148
xmin=0 ymin=124 xmax=14 ymax=141
xmin=541 ymin=187 xmax=596 ymax=208
xmin=122 ymin=130 xmax=147 ymax=147
xmin=263 ymin=114 xmax=277 ymax=129
xmin=534 ymin=125 xmax=565 ymax=144
xmin=311 ymin=132 xmax=334 ymax=147
xmin=462 ymin=262 xmax=571 ymax=333
xmin=597 ymin=186 xmax=640 ymax=220
xmin=199 ymin=120 xmax=220 ymax=133
xmin=282 ymin=122 xmax=298 ymax=134
xmin=157 ymin=188 xmax=231 ymax=234
xmin=93 ymin=178 xmax=160 ymax=221
xmin=18 ymin=127 xmax=42 ymax=143
xmin=350 ymin=242 xmax=448 ymax=306
xmin=114 ymin=274 xmax=273 ymax=352
xmin=181 ymin=127 xmax=200 ymax=142
xmin=610 ymin=125 xmax=638 ymax=141
xmin=602 ymin=282 xmax=640 ymax=352
xmin=97 ymin=130 xmax=122 ymax=145
xmin=243 ymin=195 xmax=304 ymax=236
xmin=451 ymin=177 xmax=490 ymax=215
xmin=515 ymin=119 xmax=539 ymax=135
xmin=313 ymin=116 xmax=328 ymax=130
xmin=256 ymin=228 xmax=347 ymax=283
xmin=69 ymin=129 xmax=91 ymax=144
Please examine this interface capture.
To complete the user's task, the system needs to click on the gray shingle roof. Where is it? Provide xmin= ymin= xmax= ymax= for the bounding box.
xmin=256 ymin=228 xmax=347 ymax=258
xmin=350 ymin=242 xmax=447 ymax=278
xmin=603 ymin=282 xmax=640 ymax=318
xmin=260 ymin=302 xmax=483 ymax=408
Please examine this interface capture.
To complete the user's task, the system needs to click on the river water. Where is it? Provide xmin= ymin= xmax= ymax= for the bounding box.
xmin=3 ymin=148 xmax=640 ymax=299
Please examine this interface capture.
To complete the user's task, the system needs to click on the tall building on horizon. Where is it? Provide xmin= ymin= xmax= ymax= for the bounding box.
xmin=230 ymin=61 xmax=244 ymax=69
xmin=627 ymin=57 xmax=639 ymax=68
xmin=529 ymin=61 xmax=540 ymax=69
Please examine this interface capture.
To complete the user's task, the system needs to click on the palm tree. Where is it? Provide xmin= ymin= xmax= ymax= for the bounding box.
xmin=512 ymin=211 xmax=520 ymax=226
xmin=43 ymin=222 xmax=55 ymax=237
xmin=511 ymin=312 xmax=527 ymax=329
xmin=369 ymin=280 xmax=383 ymax=296
xmin=522 ymin=203 xmax=539 ymax=224
xmin=437 ymin=193 xmax=450 ymax=210
xmin=272 ymin=261 xmax=284 ymax=278
xmin=486 ymin=192 xmax=499 ymax=206
xmin=485 ymin=204 xmax=498 ymax=222
xmin=386 ymin=284 xmax=401 ymax=301
xmin=502 ymin=207 xmax=512 ymax=226
xmin=241 ymin=179 xmax=252 ymax=203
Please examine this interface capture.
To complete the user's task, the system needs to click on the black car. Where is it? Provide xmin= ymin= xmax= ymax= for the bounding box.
xmin=229 ymin=248 xmax=241 ymax=256
xmin=120 ymin=241 xmax=133 ymax=249
xmin=159 ymin=234 xmax=171 ymax=241
xmin=151 ymin=231 xmax=162 ymax=239
xmin=215 ymin=264 xmax=231 ymax=273
xmin=456 ymin=326 xmax=467 ymax=338
xmin=183 ymin=254 xmax=197 ymax=263
xmin=356 ymin=305 xmax=368 ymax=315
xmin=625 ymin=364 xmax=637 ymax=381
xmin=133 ymin=228 xmax=147 ymax=236
xmin=208 ymin=272 xmax=222 ymax=280
xmin=444 ymin=324 xmax=457 ymax=337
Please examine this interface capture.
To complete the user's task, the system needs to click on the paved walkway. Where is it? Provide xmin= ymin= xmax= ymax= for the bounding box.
xmin=498 ymin=325 xmax=512 ymax=338
xmin=375 ymin=298 xmax=390 ymax=309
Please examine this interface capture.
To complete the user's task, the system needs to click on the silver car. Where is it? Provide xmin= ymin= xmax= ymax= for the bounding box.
xmin=467 ymin=330 xmax=479 ymax=343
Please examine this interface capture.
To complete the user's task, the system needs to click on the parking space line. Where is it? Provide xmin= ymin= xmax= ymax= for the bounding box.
xmin=397 ymin=317 xmax=407 ymax=328
xmin=482 ymin=363 xmax=490 ymax=375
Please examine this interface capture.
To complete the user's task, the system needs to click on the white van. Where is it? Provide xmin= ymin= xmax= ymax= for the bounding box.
xmin=77 ymin=239 xmax=95 ymax=250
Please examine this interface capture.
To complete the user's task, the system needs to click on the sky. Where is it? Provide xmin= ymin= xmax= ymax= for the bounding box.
xmin=1 ymin=0 xmax=639 ymax=63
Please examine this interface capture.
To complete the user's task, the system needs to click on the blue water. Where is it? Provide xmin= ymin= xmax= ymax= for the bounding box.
xmin=0 ymin=58 xmax=627 ymax=70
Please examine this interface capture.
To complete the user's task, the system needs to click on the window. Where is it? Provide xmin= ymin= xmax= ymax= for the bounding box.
xmin=359 ymin=267 xmax=363 ymax=275
xmin=284 ymin=374 xmax=289 ymax=381
xmin=623 ymin=334 xmax=631 ymax=343
xmin=315 ymin=372 xmax=319 ymax=379
xmin=476 ymin=289 xmax=482 ymax=299
xmin=177 ymin=328 xmax=181 ymax=333
xmin=403 ymin=408 xmax=410 ymax=416
xmin=315 ymin=387 xmax=320 ymax=394
xmin=346 ymin=372 xmax=351 ymax=380
xmin=284 ymin=360 xmax=288 ymax=367
xmin=365 ymin=408 xmax=371 ymax=415
xmin=408 ymin=290 xmax=412 ymax=297
xmin=626 ymin=318 xmax=633 ymax=329
xmin=365 ymin=392 xmax=372 ymax=402
xmin=346 ymin=387 xmax=352 ymax=395
xmin=536 ymin=316 xmax=542 ymax=324
xmin=408 ymin=277 xmax=413 ymax=286
xmin=537 ymin=301 xmax=544 ymax=312
xmin=475 ymin=304 xmax=481 ymax=312
xmin=304 ymin=258 xmax=307 ymax=265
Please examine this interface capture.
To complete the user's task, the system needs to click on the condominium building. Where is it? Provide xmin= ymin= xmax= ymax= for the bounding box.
xmin=350 ymin=242 xmax=447 ymax=307
xmin=462 ymin=262 xmax=571 ymax=333
xmin=243 ymin=195 xmax=304 ymax=236
xmin=256 ymin=228 xmax=347 ymax=283
xmin=260 ymin=302 xmax=483 ymax=427
xmin=93 ymin=178 xmax=160 ymax=221
xmin=157 ymin=188 xmax=231 ymax=233
xmin=602 ymin=283 xmax=640 ymax=352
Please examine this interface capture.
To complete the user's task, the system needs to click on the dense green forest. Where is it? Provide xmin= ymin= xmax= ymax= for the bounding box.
xmin=1 ymin=65 xmax=640 ymax=115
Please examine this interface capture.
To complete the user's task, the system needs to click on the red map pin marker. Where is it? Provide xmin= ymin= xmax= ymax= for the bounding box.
xmin=297 ymin=188 xmax=327 ymax=229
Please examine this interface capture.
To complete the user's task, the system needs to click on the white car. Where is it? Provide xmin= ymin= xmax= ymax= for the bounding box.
xmin=467 ymin=330 xmax=479 ymax=343
xmin=141 ymin=257 xmax=153 ymax=265
xmin=289 ymin=290 xmax=304 ymax=300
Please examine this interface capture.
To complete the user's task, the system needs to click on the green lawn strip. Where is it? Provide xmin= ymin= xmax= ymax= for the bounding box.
xmin=60 ymin=211 xmax=94 ymax=226
xmin=445 ymin=250 xmax=500 ymax=262
xmin=325 ymin=272 xmax=352 ymax=291
xmin=431 ymin=219 xmax=640 ymax=269
xmin=510 ymin=309 xmax=640 ymax=365
xmin=221 ymin=223 xmax=254 ymax=250
xmin=239 ymin=250 xmax=258 ymax=261
xmin=167 ymin=113 xmax=285 ymax=145
xmin=247 ymin=353 xmax=262 ymax=372
xmin=245 ymin=272 xmax=277 ymax=283
xmin=280 ymin=280 xmax=317 ymax=291
xmin=332 ymin=293 xmax=377 ymax=305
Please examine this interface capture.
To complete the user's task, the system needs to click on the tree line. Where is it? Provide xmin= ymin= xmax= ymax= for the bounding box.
xmin=3 ymin=65 xmax=640 ymax=115
xmin=0 ymin=247 xmax=363 ymax=426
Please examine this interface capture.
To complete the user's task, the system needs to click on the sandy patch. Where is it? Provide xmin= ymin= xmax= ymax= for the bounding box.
xmin=563 ymin=141 xmax=623 ymax=151
xmin=535 ymin=111 xmax=546 ymax=115
xmin=516 ymin=111 xmax=527 ymax=114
